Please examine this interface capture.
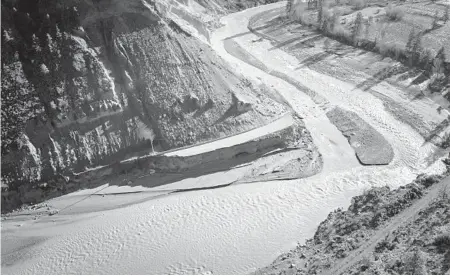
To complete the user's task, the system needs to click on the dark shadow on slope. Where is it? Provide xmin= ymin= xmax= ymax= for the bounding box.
xmin=295 ymin=52 xmax=334 ymax=69
xmin=422 ymin=117 xmax=450 ymax=146
xmin=354 ymin=65 xmax=410 ymax=91
xmin=194 ymin=99 xmax=214 ymax=118
xmin=269 ymin=34 xmax=322 ymax=51
xmin=268 ymin=35 xmax=306 ymax=51
xmin=409 ymin=71 xmax=430 ymax=87
xmin=231 ymin=17 xmax=290 ymax=41
xmin=396 ymin=68 xmax=422 ymax=82
xmin=287 ymin=34 xmax=325 ymax=51
xmin=410 ymin=90 xmax=426 ymax=101
xmin=225 ymin=31 xmax=253 ymax=40
xmin=109 ymin=143 xmax=296 ymax=191
xmin=214 ymin=104 xmax=247 ymax=124
xmin=423 ymin=147 xmax=449 ymax=168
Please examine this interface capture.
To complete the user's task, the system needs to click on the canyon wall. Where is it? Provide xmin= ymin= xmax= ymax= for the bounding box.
xmin=1 ymin=0 xmax=285 ymax=196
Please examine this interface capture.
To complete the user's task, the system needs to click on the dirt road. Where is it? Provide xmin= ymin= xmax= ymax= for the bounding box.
xmin=324 ymin=177 xmax=450 ymax=275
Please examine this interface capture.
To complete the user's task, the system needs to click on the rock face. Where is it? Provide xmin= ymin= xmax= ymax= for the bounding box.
xmin=1 ymin=0 xmax=285 ymax=208
xmin=326 ymin=107 xmax=394 ymax=165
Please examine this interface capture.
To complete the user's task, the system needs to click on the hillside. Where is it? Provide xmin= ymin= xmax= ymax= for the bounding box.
xmin=257 ymin=170 xmax=450 ymax=275
xmin=1 ymin=0 xmax=284 ymax=211
xmin=2 ymin=1 xmax=450 ymax=274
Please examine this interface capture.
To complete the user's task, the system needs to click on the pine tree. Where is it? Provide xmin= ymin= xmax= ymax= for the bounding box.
xmin=380 ymin=25 xmax=387 ymax=39
xmin=433 ymin=47 xmax=446 ymax=75
xmin=405 ymin=28 xmax=415 ymax=53
xmin=324 ymin=38 xmax=331 ymax=52
xmin=364 ymin=19 xmax=370 ymax=38
xmin=410 ymin=32 xmax=423 ymax=66
xmin=317 ymin=0 xmax=324 ymax=29
xmin=352 ymin=12 xmax=363 ymax=44
xmin=444 ymin=6 xmax=449 ymax=22
xmin=329 ymin=12 xmax=338 ymax=33
xmin=322 ymin=15 xmax=329 ymax=32
xmin=432 ymin=11 xmax=439 ymax=29
xmin=411 ymin=32 xmax=423 ymax=53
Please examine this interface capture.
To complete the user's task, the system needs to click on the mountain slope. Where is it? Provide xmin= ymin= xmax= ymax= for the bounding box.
xmin=1 ymin=0 xmax=286 ymax=211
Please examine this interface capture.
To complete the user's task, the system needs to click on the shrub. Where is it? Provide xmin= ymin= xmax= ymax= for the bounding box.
xmin=385 ymin=4 xmax=404 ymax=21
xmin=433 ymin=234 xmax=450 ymax=251
xmin=416 ymin=174 xmax=441 ymax=188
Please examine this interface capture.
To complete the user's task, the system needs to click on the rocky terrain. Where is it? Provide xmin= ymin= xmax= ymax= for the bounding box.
xmin=257 ymin=170 xmax=450 ymax=275
xmin=1 ymin=0 xmax=285 ymax=212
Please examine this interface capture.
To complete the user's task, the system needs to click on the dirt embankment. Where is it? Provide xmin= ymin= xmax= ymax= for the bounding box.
xmin=1 ymin=114 xmax=322 ymax=213
xmin=256 ymin=171 xmax=450 ymax=275
xmin=327 ymin=107 xmax=394 ymax=165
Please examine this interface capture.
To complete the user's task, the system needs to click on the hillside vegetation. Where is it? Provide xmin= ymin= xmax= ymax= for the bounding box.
xmin=257 ymin=170 xmax=450 ymax=274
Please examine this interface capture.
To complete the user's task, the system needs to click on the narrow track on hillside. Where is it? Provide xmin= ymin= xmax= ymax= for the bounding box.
xmin=324 ymin=178 xmax=450 ymax=275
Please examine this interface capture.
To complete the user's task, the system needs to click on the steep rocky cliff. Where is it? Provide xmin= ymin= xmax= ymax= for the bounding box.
xmin=1 ymin=0 xmax=285 ymax=203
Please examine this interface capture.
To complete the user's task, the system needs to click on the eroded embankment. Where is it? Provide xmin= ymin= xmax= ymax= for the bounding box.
xmin=327 ymin=107 xmax=394 ymax=165
xmin=1 ymin=114 xmax=322 ymax=213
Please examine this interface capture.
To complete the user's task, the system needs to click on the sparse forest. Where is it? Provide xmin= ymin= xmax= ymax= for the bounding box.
xmin=284 ymin=0 xmax=449 ymax=94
